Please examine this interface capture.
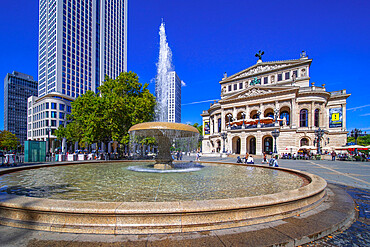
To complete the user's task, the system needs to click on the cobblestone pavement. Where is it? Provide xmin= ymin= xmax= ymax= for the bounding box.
xmin=302 ymin=185 xmax=370 ymax=247
xmin=189 ymin=156 xmax=370 ymax=246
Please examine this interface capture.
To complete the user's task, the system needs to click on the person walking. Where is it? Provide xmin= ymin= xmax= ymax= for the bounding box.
xmin=331 ymin=151 xmax=336 ymax=161
xmin=196 ymin=151 xmax=200 ymax=161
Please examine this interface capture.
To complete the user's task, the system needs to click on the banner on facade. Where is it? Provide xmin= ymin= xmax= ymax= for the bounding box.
xmin=203 ymin=121 xmax=210 ymax=135
xmin=329 ymin=108 xmax=342 ymax=128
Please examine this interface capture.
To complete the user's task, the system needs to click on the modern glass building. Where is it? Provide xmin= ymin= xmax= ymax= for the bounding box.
xmin=29 ymin=0 xmax=128 ymax=148
xmin=38 ymin=0 xmax=128 ymax=98
xmin=4 ymin=71 xmax=38 ymax=144
xmin=167 ymin=71 xmax=181 ymax=123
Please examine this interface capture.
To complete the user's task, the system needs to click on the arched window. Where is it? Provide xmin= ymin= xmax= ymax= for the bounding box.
xmin=280 ymin=111 xmax=290 ymax=125
xmin=252 ymin=114 xmax=259 ymax=119
xmin=300 ymin=138 xmax=309 ymax=146
xmin=300 ymin=109 xmax=308 ymax=127
xmin=314 ymin=109 xmax=320 ymax=127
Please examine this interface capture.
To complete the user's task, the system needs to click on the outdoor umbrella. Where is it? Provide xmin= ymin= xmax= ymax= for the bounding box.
xmin=299 ymin=145 xmax=316 ymax=150
xmin=285 ymin=146 xmax=298 ymax=153
xmin=346 ymin=145 xmax=368 ymax=151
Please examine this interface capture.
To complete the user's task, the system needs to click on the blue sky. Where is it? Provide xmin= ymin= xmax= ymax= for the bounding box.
xmin=0 ymin=0 xmax=369 ymax=131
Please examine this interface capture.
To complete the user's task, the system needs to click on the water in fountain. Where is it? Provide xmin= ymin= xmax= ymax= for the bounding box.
xmin=155 ymin=21 xmax=173 ymax=122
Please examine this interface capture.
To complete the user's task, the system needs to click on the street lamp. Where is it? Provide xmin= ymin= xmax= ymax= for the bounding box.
xmin=271 ymin=129 xmax=280 ymax=154
xmin=314 ymin=128 xmax=325 ymax=155
xmin=46 ymin=127 xmax=51 ymax=161
xmin=351 ymin=128 xmax=362 ymax=145
xmin=220 ymin=132 xmax=228 ymax=153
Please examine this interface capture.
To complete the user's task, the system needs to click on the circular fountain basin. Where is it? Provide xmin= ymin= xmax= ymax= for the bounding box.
xmin=0 ymin=161 xmax=327 ymax=234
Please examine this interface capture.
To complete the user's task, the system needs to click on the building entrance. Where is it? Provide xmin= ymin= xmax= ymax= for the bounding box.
xmin=263 ymin=137 xmax=273 ymax=154
xmin=249 ymin=137 xmax=256 ymax=154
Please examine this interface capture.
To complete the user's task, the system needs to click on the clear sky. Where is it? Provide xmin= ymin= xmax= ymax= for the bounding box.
xmin=0 ymin=0 xmax=369 ymax=131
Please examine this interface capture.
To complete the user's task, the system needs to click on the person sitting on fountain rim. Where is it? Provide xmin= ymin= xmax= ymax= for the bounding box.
xmin=269 ymin=157 xmax=279 ymax=167
xmin=246 ymin=155 xmax=254 ymax=164
xmin=244 ymin=153 xmax=249 ymax=163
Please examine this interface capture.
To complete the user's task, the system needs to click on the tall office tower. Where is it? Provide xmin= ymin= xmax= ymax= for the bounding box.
xmin=167 ymin=71 xmax=181 ymax=123
xmin=37 ymin=0 xmax=128 ymax=98
xmin=4 ymin=71 xmax=38 ymax=144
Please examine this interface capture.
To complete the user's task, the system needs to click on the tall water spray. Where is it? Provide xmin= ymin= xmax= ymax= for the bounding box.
xmin=155 ymin=21 xmax=173 ymax=122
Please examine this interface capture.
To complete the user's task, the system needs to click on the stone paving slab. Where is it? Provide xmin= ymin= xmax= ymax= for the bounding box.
xmin=0 ymin=184 xmax=355 ymax=247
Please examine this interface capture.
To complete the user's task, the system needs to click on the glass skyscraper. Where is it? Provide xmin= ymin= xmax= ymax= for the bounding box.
xmin=38 ymin=0 xmax=128 ymax=98
xmin=4 ymin=71 xmax=38 ymax=144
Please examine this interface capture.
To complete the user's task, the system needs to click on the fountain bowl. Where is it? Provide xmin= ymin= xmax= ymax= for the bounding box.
xmin=129 ymin=122 xmax=199 ymax=165
xmin=0 ymin=161 xmax=327 ymax=234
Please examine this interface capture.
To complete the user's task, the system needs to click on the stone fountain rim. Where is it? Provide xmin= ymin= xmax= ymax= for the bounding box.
xmin=128 ymin=122 xmax=199 ymax=133
xmin=0 ymin=160 xmax=326 ymax=214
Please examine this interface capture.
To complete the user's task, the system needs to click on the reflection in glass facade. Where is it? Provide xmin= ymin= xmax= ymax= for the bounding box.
xmin=38 ymin=0 xmax=128 ymax=98
xmin=4 ymin=72 xmax=38 ymax=144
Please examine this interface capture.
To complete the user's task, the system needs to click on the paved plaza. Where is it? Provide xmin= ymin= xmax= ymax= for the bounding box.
xmin=0 ymin=157 xmax=369 ymax=246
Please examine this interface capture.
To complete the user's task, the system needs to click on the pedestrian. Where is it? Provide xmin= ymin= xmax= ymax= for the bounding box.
xmin=262 ymin=152 xmax=268 ymax=164
xmin=331 ymin=151 xmax=336 ymax=161
xmin=196 ymin=151 xmax=200 ymax=161
xmin=180 ymin=151 xmax=183 ymax=160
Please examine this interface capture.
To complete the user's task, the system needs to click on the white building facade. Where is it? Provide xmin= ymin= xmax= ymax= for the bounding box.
xmin=38 ymin=0 xmax=128 ymax=97
xmin=27 ymin=93 xmax=73 ymax=152
xmin=201 ymin=53 xmax=350 ymax=156
xmin=167 ymin=71 xmax=181 ymax=123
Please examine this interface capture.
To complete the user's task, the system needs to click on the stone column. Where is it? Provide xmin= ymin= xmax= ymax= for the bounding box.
xmin=240 ymin=132 xmax=246 ymax=155
xmin=291 ymin=98 xmax=297 ymax=128
xmin=221 ymin=109 xmax=225 ymax=131
xmin=311 ymin=101 xmax=315 ymax=128
xmin=256 ymin=130 xmax=263 ymax=155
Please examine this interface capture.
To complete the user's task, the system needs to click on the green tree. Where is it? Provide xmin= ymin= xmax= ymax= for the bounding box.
xmin=348 ymin=135 xmax=370 ymax=146
xmin=0 ymin=130 xmax=19 ymax=151
xmin=192 ymin=123 xmax=203 ymax=134
xmin=55 ymin=71 xmax=156 ymax=151
xmin=99 ymin=71 xmax=156 ymax=144
xmin=191 ymin=123 xmax=203 ymax=149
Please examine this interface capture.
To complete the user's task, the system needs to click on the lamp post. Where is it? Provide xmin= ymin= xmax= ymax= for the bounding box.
xmin=314 ymin=128 xmax=325 ymax=155
xmin=221 ymin=132 xmax=228 ymax=153
xmin=46 ymin=127 xmax=51 ymax=161
xmin=351 ymin=128 xmax=362 ymax=145
xmin=271 ymin=129 xmax=280 ymax=154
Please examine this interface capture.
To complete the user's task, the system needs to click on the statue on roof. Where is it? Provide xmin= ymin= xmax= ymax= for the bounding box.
xmin=255 ymin=50 xmax=264 ymax=60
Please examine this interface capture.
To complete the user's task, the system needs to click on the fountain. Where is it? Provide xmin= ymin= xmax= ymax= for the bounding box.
xmin=155 ymin=21 xmax=172 ymax=122
xmin=128 ymin=122 xmax=199 ymax=170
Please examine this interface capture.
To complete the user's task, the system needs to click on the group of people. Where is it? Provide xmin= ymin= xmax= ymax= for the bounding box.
xmin=236 ymin=152 xmax=278 ymax=167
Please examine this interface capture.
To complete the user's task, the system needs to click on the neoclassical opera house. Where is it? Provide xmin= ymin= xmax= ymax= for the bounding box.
xmin=201 ymin=52 xmax=350 ymax=156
